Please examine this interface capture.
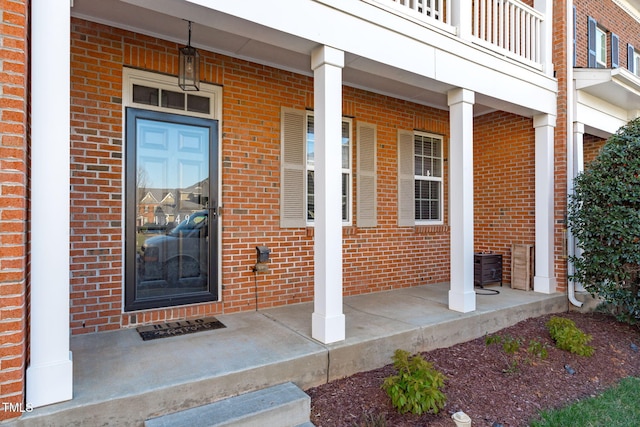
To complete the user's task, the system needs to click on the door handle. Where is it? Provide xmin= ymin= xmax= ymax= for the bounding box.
xmin=208 ymin=206 xmax=219 ymax=220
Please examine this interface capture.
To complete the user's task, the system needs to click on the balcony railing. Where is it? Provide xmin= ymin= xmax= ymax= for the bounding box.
xmin=388 ymin=0 xmax=448 ymax=22
xmin=383 ymin=0 xmax=545 ymax=69
xmin=472 ymin=0 xmax=543 ymax=66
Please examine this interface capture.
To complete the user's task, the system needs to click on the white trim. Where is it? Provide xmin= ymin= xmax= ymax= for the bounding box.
xmin=121 ymin=68 xmax=224 ymax=306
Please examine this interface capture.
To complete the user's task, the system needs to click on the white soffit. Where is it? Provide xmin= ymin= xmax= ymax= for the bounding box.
xmin=574 ymin=68 xmax=640 ymax=112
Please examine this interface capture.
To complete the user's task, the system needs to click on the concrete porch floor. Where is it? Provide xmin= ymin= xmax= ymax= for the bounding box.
xmin=11 ymin=283 xmax=567 ymax=426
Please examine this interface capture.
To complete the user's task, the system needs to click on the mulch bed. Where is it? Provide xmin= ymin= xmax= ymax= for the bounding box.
xmin=307 ymin=311 xmax=640 ymax=426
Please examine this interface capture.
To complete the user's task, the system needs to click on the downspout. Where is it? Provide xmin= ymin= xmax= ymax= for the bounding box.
xmin=565 ymin=0 xmax=583 ymax=307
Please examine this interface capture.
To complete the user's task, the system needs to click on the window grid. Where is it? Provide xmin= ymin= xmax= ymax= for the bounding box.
xmin=414 ymin=132 xmax=443 ymax=223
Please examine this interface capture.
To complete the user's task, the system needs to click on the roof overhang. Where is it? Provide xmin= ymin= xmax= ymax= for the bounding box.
xmin=574 ymin=68 xmax=640 ymax=113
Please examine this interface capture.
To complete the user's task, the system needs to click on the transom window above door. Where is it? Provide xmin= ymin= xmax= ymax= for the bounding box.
xmin=123 ymin=67 xmax=220 ymax=119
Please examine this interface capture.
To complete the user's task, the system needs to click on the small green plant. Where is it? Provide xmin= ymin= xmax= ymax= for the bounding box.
xmin=352 ymin=412 xmax=387 ymax=427
xmin=485 ymin=334 xmax=548 ymax=373
xmin=546 ymin=316 xmax=594 ymax=357
xmin=381 ymin=349 xmax=447 ymax=415
xmin=527 ymin=338 xmax=549 ymax=360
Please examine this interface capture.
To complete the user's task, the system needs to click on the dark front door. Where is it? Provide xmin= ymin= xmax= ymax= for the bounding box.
xmin=125 ymin=108 xmax=219 ymax=311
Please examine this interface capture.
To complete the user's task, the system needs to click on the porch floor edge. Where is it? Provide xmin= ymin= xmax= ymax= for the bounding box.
xmin=9 ymin=284 xmax=567 ymax=427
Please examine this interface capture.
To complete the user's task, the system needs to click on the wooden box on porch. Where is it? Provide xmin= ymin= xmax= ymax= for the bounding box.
xmin=511 ymin=244 xmax=534 ymax=291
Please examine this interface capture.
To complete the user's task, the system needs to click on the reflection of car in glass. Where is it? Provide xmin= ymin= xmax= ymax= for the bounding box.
xmin=140 ymin=210 xmax=208 ymax=286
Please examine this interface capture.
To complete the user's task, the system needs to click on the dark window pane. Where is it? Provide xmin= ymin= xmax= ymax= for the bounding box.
xmin=187 ymin=94 xmax=210 ymax=114
xmin=161 ymin=90 xmax=185 ymax=110
xmin=307 ymin=170 xmax=315 ymax=221
xmin=342 ymin=173 xmax=349 ymax=221
xmin=133 ymin=84 xmax=159 ymax=106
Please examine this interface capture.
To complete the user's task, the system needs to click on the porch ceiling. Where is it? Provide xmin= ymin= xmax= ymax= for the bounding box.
xmin=71 ymin=0 xmax=506 ymax=116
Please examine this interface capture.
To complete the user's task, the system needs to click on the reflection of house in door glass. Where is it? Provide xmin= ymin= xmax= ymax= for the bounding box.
xmin=133 ymin=115 xmax=212 ymax=302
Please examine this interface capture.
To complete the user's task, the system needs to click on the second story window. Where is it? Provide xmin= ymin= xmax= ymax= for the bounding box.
xmin=595 ymin=27 xmax=607 ymax=68
xmin=588 ymin=17 xmax=608 ymax=68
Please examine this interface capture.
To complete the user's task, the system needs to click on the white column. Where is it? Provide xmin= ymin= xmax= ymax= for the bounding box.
xmin=533 ymin=114 xmax=557 ymax=294
xmin=534 ymin=0 xmax=554 ymax=76
xmin=448 ymin=88 xmax=476 ymax=313
xmin=27 ymin=0 xmax=73 ymax=408
xmin=311 ymin=45 xmax=346 ymax=344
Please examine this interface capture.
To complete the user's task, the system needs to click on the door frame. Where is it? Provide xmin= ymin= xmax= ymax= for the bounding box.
xmin=122 ymin=68 xmax=223 ymax=312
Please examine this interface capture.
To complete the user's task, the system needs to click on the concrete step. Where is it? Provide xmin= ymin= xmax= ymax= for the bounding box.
xmin=144 ymin=382 xmax=313 ymax=427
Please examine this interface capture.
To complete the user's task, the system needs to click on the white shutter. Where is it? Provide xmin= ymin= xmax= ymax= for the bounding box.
xmin=280 ymin=108 xmax=306 ymax=228
xmin=357 ymin=122 xmax=377 ymax=228
xmin=397 ymin=129 xmax=415 ymax=227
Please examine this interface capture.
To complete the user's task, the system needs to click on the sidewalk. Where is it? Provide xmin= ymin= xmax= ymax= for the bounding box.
xmin=10 ymin=284 xmax=567 ymax=426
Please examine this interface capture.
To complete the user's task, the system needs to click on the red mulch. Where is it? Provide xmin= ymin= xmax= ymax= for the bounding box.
xmin=307 ymin=311 xmax=640 ymax=426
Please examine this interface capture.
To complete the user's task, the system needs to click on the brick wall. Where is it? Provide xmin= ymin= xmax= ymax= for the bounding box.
xmin=554 ymin=0 xmax=570 ymax=293
xmin=474 ymin=111 xmax=536 ymax=284
xmin=575 ymin=0 xmax=640 ymax=70
xmin=583 ymin=134 xmax=607 ymax=164
xmin=0 ymin=0 xmax=28 ymax=420
xmin=69 ymin=18 xmax=542 ymax=333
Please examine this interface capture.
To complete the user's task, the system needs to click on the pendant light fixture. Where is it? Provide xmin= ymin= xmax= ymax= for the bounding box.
xmin=178 ymin=20 xmax=200 ymax=91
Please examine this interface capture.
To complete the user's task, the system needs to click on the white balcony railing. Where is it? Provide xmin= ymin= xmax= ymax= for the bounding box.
xmin=472 ymin=0 xmax=543 ymax=66
xmin=389 ymin=0 xmax=448 ymax=23
xmin=383 ymin=0 xmax=545 ymax=68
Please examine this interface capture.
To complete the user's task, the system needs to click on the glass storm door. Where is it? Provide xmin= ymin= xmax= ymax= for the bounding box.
xmin=125 ymin=108 xmax=218 ymax=311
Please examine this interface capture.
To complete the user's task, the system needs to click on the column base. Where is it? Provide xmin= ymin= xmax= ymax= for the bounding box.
xmin=26 ymin=352 xmax=73 ymax=408
xmin=312 ymin=312 xmax=346 ymax=344
xmin=534 ymin=276 xmax=557 ymax=294
xmin=448 ymin=289 xmax=476 ymax=313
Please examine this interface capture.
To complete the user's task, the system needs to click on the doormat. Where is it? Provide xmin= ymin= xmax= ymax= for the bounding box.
xmin=137 ymin=317 xmax=226 ymax=341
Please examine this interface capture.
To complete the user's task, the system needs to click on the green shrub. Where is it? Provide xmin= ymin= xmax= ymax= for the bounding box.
xmin=381 ymin=349 xmax=447 ymax=415
xmin=527 ymin=338 xmax=549 ymax=360
xmin=485 ymin=334 xmax=548 ymax=373
xmin=567 ymin=117 xmax=640 ymax=326
xmin=546 ymin=316 xmax=594 ymax=357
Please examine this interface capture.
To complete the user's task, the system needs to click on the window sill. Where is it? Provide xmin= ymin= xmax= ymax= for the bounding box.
xmin=414 ymin=225 xmax=449 ymax=234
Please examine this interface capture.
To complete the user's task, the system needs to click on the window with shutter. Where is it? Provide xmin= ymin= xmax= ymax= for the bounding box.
xmin=280 ymin=107 xmax=353 ymax=228
xmin=357 ymin=123 xmax=377 ymax=228
xmin=587 ymin=17 xmax=607 ymax=68
xmin=629 ymin=44 xmax=636 ymax=73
